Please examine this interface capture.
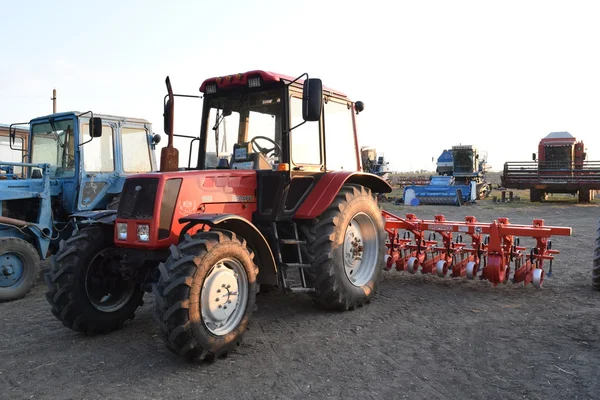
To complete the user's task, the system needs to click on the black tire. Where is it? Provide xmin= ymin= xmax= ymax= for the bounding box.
xmin=530 ymin=189 xmax=545 ymax=203
xmin=45 ymin=225 xmax=144 ymax=334
xmin=0 ymin=238 xmax=40 ymax=302
xmin=593 ymin=219 xmax=600 ymax=290
xmin=578 ymin=190 xmax=591 ymax=203
xmin=153 ymin=229 xmax=258 ymax=361
xmin=301 ymin=184 xmax=386 ymax=310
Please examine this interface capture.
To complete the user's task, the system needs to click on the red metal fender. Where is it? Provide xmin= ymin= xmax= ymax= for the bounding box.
xmin=294 ymin=171 xmax=392 ymax=219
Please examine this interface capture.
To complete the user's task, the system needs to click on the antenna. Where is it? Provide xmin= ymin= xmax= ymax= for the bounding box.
xmin=51 ymin=89 xmax=57 ymax=113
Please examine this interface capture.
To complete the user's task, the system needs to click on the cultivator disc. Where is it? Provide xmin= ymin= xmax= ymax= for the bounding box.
xmin=382 ymin=211 xmax=572 ymax=288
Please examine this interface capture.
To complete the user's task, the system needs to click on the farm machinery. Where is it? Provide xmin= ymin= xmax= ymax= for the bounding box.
xmin=0 ymin=112 xmax=159 ymax=301
xmin=502 ymin=132 xmax=600 ymax=202
xmin=361 ymin=146 xmax=390 ymax=179
xmin=383 ymin=211 xmax=571 ymax=288
xmin=403 ymin=145 xmax=492 ymax=205
xmin=44 ymin=70 xmax=572 ymax=362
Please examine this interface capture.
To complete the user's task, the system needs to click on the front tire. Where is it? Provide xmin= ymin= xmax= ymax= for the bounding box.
xmin=153 ymin=230 xmax=258 ymax=361
xmin=45 ymin=225 xmax=144 ymax=334
xmin=301 ymin=184 xmax=386 ymax=310
xmin=0 ymin=238 xmax=40 ymax=302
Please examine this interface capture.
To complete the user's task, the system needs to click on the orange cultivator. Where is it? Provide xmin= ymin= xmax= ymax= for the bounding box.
xmin=382 ymin=211 xmax=572 ymax=288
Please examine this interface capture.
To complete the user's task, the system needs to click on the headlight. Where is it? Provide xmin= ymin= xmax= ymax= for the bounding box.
xmin=137 ymin=224 xmax=150 ymax=242
xmin=248 ymin=76 xmax=261 ymax=88
xmin=205 ymin=83 xmax=217 ymax=94
xmin=117 ymin=223 xmax=127 ymax=240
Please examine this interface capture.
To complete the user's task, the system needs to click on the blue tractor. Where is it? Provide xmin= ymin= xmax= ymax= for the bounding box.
xmin=0 ymin=111 xmax=160 ymax=301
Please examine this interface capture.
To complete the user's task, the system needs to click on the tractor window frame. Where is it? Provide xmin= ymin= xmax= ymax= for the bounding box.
xmin=121 ymin=126 xmax=153 ymax=173
xmin=289 ymin=93 xmax=323 ymax=170
xmin=81 ymin=123 xmax=115 ymax=173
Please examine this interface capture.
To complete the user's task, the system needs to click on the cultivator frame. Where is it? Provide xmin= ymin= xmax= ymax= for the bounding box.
xmin=382 ymin=210 xmax=572 ymax=288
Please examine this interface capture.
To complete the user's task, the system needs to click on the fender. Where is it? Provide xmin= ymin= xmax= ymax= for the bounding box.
xmin=71 ymin=209 xmax=117 ymax=225
xmin=295 ymin=171 xmax=392 ymax=219
xmin=179 ymin=213 xmax=278 ymax=286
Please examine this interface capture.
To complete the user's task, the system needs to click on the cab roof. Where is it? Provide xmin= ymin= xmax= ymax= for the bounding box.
xmin=199 ymin=70 xmax=348 ymax=98
xmin=29 ymin=111 xmax=151 ymax=125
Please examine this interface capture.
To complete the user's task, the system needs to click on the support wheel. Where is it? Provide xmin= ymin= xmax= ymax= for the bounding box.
xmin=435 ymin=260 xmax=447 ymax=277
xmin=153 ymin=230 xmax=257 ymax=361
xmin=44 ymin=225 xmax=144 ymax=334
xmin=407 ymin=257 xmax=419 ymax=274
xmin=301 ymin=184 xmax=386 ymax=310
xmin=593 ymin=218 xmax=600 ymax=290
xmin=0 ymin=238 xmax=40 ymax=302
xmin=466 ymin=261 xmax=478 ymax=280
xmin=532 ymin=268 xmax=544 ymax=289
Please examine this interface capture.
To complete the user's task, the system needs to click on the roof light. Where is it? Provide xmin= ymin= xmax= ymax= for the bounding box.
xmin=248 ymin=76 xmax=261 ymax=88
xmin=205 ymin=83 xmax=217 ymax=94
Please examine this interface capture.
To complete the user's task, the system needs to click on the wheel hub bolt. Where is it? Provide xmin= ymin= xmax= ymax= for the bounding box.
xmin=2 ymin=266 xmax=13 ymax=276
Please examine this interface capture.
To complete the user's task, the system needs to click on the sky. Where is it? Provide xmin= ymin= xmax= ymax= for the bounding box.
xmin=1 ymin=0 xmax=599 ymax=172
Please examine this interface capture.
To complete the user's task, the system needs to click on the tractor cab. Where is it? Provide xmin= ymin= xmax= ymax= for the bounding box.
xmin=21 ymin=111 xmax=160 ymax=212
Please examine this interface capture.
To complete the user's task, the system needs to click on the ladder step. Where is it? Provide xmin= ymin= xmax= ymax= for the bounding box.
xmin=287 ymin=287 xmax=315 ymax=293
xmin=279 ymin=239 xmax=306 ymax=245
xmin=284 ymin=263 xmax=311 ymax=269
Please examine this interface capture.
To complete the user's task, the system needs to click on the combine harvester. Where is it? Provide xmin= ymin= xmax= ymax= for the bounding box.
xmin=403 ymin=145 xmax=492 ymax=205
xmin=502 ymin=132 xmax=600 ymax=202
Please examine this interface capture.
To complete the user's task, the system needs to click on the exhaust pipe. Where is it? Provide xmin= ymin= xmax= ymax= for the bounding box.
xmin=160 ymin=76 xmax=179 ymax=172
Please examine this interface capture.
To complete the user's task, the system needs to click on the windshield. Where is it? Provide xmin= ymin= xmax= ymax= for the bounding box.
xmin=544 ymin=145 xmax=572 ymax=167
xmin=31 ymin=119 xmax=76 ymax=178
xmin=204 ymin=90 xmax=282 ymax=169
xmin=453 ymin=149 xmax=473 ymax=173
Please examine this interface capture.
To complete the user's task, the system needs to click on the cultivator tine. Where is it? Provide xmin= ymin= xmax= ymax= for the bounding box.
xmin=382 ymin=210 xmax=572 ymax=288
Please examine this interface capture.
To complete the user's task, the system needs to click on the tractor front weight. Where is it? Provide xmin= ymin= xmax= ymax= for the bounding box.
xmin=382 ymin=210 xmax=571 ymax=288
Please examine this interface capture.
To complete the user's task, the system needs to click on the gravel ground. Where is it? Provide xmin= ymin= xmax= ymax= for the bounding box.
xmin=1 ymin=201 xmax=599 ymax=400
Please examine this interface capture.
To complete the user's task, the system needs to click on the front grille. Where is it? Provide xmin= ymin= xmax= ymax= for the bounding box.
xmin=117 ymin=178 xmax=159 ymax=219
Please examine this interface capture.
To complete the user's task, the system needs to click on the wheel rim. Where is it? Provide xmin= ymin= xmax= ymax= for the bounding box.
xmin=343 ymin=212 xmax=379 ymax=287
xmin=0 ymin=252 xmax=25 ymax=288
xmin=85 ymin=248 xmax=135 ymax=312
xmin=201 ymin=258 xmax=248 ymax=336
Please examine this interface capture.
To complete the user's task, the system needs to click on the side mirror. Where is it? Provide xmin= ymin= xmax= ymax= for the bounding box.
xmin=532 ymin=153 xmax=536 ymax=161
xmin=152 ymin=133 xmax=162 ymax=145
xmin=302 ymin=78 xmax=322 ymax=122
xmin=90 ymin=117 xmax=103 ymax=138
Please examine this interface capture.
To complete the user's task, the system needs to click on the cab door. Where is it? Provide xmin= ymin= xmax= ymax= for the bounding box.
xmin=77 ymin=119 xmax=117 ymax=211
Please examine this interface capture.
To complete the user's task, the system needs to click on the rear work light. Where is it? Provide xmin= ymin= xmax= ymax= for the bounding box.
xmin=205 ymin=83 xmax=217 ymax=94
xmin=248 ymin=76 xmax=261 ymax=88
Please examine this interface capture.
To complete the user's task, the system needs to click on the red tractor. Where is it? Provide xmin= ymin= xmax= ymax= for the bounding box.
xmin=45 ymin=71 xmax=392 ymax=360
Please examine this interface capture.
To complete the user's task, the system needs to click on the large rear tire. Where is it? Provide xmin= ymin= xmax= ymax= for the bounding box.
xmin=45 ymin=225 xmax=144 ymax=334
xmin=593 ymin=219 xmax=600 ymax=290
xmin=0 ymin=238 xmax=40 ymax=302
xmin=301 ymin=184 xmax=386 ymax=310
xmin=153 ymin=230 xmax=258 ymax=361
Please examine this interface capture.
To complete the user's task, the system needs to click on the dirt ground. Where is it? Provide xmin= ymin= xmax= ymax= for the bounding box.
xmin=1 ymin=200 xmax=599 ymax=400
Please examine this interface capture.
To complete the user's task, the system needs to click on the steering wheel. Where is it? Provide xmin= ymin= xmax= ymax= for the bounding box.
xmin=250 ymin=136 xmax=282 ymax=158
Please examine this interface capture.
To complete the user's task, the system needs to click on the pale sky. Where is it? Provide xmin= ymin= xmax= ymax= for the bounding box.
xmin=1 ymin=0 xmax=599 ymax=172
